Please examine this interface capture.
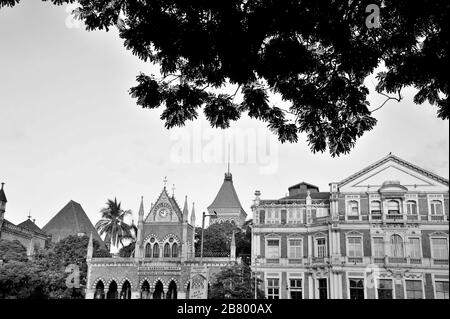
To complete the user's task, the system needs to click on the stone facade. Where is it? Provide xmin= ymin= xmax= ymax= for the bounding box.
xmin=85 ymin=187 xmax=239 ymax=299
xmin=251 ymin=154 xmax=449 ymax=299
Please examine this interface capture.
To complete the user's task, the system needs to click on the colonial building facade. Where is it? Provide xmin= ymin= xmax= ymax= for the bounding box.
xmin=86 ymin=186 xmax=238 ymax=299
xmin=251 ymin=154 xmax=449 ymax=299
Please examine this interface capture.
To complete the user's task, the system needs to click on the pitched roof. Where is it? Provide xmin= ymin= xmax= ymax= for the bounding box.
xmin=17 ymin=219 xmax=47 ymax=236
xmin=279 ymin=192 xmax=330 ymax=201
xmin=42 ymin=200 xmax=104 ymax=246
xmin=208 ymin=173 xmax=245 ymax=211
xmin=338 ymin=153 xmax=450 ymax=187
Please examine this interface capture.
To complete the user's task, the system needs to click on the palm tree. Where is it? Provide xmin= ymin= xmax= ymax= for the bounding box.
xmin=95 ymin=198 xmax=133 ymax=251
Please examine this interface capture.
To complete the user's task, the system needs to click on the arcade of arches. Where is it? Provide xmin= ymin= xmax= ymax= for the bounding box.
xmin=94 ymin=279 xmax=179 ymax=299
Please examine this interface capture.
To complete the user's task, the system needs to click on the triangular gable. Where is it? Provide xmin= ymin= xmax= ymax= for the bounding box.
xmin=145 ymin=188 xmax=182 ymax=223
xmin=339 ymin=154 xmax=449 ymax=193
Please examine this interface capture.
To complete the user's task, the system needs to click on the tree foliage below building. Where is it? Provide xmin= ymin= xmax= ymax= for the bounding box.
xmin=0 ymin=236 xmax=109 ymax=299
xmin=209 ymin=263 xmax=264 ymax=299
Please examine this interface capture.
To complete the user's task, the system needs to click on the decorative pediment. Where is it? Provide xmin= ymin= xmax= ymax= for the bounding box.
xmin=339 ymin=154 xmax=448 ymax=193
xmin=144 ymin=188 xmax=182 ymax=223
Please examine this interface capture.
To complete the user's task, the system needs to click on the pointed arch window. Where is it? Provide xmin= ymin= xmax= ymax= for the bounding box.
xmin=145 ymin=243 xmax=152 ymax=258
xmin=153 ymin=243 xmax=159 ymax=258
xmin=164 ymin=243 xmax=171 ymax=258
xmin=172 ymin=243 xmax=179 ymax=258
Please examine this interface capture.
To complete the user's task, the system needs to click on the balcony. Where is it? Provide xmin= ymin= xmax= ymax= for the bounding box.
xmin=288 ymin=259 xmax=303 ymax=265
xmin=385 ymin=214 xmax=405 ymax=222
xmin=433 ymin=259 xmax=449 ymax=266
xmin=410 ymin=258 xmax=422 ymax=265
xmin=430 ymin=215 xmax=446 ymax=222
xmin=406 ymin=215 xmax=419 ymax=221
xmin=266 ymin=258 xmax=280 ymax=264
xmin=347 ymin=215 xmax=360 ymax=221
xmin=347 ymin=257 xmax=364 ymax=264
xmin=388 ymin=257 xmax=407 ymax=264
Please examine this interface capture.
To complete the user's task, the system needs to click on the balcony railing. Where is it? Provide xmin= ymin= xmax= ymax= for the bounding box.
xmin=385 ymin=214 xmax=404 ymax=221
xmin=370 ymin=214 xmax=383 ymax=221
xmin=407 ymin=215 xmax=419 ymax=221
xmin=430 ymin=215 xmax=445 ymax=221
xmin=348 ymin=257 xmax=364 ymax=264
xmin=288 ymin=259 xmax=303 ymax=265
xmin=373 ymin=257 xmax=385 ymax=264
xmin=347 ymin=215 xmax=360 ymax=221
xmin=388 ymin=257 xmax=407 ymax=264
xmin=433 ymin=259 xmax=449 ymax=266
xmin=266 ymin=258 xmax=280 ymax=264
xmin=410 ymin=258 xmax=422 ymax=264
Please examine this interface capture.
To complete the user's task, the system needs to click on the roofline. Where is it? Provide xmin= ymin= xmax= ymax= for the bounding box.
xmin=338 ymin=153 xmax=449 ymax=187
xmin=288 ymin=182 xmax=320 ymax=190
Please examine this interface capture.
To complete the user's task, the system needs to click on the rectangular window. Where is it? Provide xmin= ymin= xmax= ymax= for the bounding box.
xmin=377 ymin=279 xmax=393 ymax=299
xmin=349 ymin=278 xmax=365 ymax=299
xmin=318 ymin=279 xmax=327 ymax=299
xmin=266 ymin=239 xmax=280 ymax=259
xmin=347 ymin=237 xmax=363 ymax=257
xmin=405 ymin=280 xmax=423 ymax=299
xmin=373 ymin=237 xmax=385 ymax=257
xmin=431 ymin=238 xmax=449 ymax=260
xmin=435 ymin=281 xmax=449 ymax=299
xmin=289 ymin=279 xmax=302 ymax=299
xmin=288 ymin=239 xmax=303 ymax=259
xmin=409 ymin=238 xmax=421 ymax=259
xmin=267 ymin=278 xmax=280 ymax=299
xmin=316 ymin=238 xmax=327 ymax=258
xmin=407 ymin=201 xmax=418 ymax=215
xmin=430 ymin=200 xmax=444 ymax=215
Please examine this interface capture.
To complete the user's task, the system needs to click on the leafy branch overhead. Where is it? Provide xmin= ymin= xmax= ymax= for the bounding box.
xmin=2 ymin=0 xmax=448 ymax=156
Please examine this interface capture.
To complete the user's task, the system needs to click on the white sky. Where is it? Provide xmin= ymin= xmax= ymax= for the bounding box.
xmin=0 ymin=2 xmax=448 ymax=229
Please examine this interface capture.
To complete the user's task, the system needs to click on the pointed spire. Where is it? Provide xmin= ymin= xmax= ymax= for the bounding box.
xmin=183 ymin=196 xmax=189 ymax=222
xmin=87 ymin=232 xmax=93 ymax=260
xmin=190 ymin=202 xmax=196 ymax=226
xmin=0 ymin=182 xmax=7 ymax=204
xmin=230 ymin=231 xmax=236 ymax=259
xmin=225 ymin=144 xmax=232 ymax=181
xmin=138 ymin=196 xmax=144 ymax=222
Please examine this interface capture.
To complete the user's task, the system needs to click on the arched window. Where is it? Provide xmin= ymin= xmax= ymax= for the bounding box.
xmin=370 ymin=201 xmax=382 ymax=214
xmin=145 ymin=243 xmax=152 ymax=258
xmin=141 ymin=281 xmax=150 ymax=299
xmin=390 ymin=235 xmax=404 ymax=257
xmin=153 ymin=243 xmax=159 ymax=258
xmin=388 ymin=200 xmax=400 ymax=214
xmin=430 ymin=200 xmax=443 ymax=215
xmin=164 ymin=243 xmax=171 ymax=257
xmin=94 ymin=281 xmax=105 ymax=299
xmin=347 ymin=201 xmax=359 ymax=216
xmin=172 ymin=243 xmax=179 ymax=258
xmin=121 ymin=281 xmax=132 ymax=299
xmin=407 ymin=201 xmax=417 ymax=215
xmin=107 ymin=281 xmax=118 ymax=299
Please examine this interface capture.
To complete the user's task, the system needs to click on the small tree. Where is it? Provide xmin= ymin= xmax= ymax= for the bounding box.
xmin=209 ymin=263 xmax=264 ymax=299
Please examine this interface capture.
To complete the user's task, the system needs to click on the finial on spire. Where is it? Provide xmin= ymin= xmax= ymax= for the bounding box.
xmin=1 ymin=183 xmax=4 ymax=190
xmin=172 ymin=184 xmax=176 ymax=197
xmin=227 ymin=143 xmax=231 ymax=175
xmin=28 ymin=209 xmax=31 ymax=220
xmin=163 ymin=176 xmax=168 ymax=189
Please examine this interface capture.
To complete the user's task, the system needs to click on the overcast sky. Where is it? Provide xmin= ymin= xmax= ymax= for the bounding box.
xmin=0 ymin=2 xmax=448 ymax=229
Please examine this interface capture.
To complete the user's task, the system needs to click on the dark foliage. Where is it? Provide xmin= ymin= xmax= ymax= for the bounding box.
xmin=1 ymin=1 xmax=448 ymax=155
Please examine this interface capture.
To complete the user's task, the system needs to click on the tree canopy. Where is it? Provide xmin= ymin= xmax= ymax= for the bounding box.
xmin=1 ymin=0 xmax=448 ymax=155
xmin=0 ymin=236 xmax=109 ymax=299
xmin=209 ymin=263 xmax=264 ymax=299
xmin=0 ymin=239 xmax=28 ymax=263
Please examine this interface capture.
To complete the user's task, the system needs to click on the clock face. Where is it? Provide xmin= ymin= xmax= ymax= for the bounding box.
xmin=159 ymin=209 xmax=168 ymax=218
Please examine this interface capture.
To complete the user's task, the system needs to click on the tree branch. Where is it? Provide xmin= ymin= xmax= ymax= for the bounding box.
xmin=370 ymin=90 xmax=403 ymax=113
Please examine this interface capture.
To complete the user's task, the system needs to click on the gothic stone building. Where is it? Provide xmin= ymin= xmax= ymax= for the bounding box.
xmin=86 ymin=186 xmax=238 ymax=299
xmin=251 ymin=154 xmax=449 ymax=299
xmin=0 ymin=183 xmax=48 ymax=256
